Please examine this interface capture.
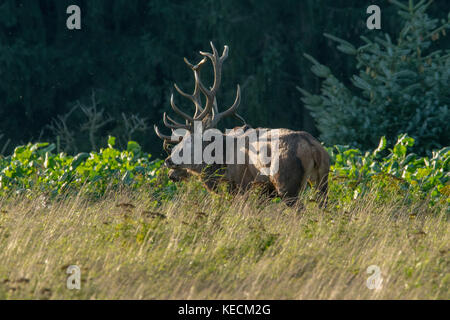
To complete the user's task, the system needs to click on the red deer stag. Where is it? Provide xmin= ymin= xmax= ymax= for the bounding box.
xmin=154 ymin=42 xmax=330 ymax=207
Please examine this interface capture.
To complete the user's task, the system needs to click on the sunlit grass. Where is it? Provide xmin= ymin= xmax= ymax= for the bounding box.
xmin=0 ymin=179 xmax=448 ymax=299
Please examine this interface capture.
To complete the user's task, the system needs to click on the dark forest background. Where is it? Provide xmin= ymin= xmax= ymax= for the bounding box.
xmin=0 ymin=0 xmax=449 ymax=157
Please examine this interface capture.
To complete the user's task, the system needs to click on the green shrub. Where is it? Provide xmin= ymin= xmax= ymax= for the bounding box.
xmin=329 ymin=134 xmax=449 ymax=207
xmin=0 ymin=136 xmax=170 ymax=197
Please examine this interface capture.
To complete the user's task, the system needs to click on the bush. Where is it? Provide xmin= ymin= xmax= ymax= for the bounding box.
xmin=329 ymin=134 xmax=449 ymax=207
xmin=0 ymin=137 xmax=171 ymax=197
xmin=299 ymin=0 xmax=450 ymax=155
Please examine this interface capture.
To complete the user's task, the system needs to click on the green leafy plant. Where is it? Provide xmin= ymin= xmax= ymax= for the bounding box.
xmin=0 ymin=136 xmax=170 ymax=198
xmin=329 ymin=134 xmax=449 ymax=206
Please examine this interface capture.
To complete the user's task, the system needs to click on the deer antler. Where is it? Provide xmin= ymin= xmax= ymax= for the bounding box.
xmin=154 ymin=42 xmax=246 ymax=147
xmin=153 ymin=56 xmax=208 ymax=144
xmin=197 ymin=42 xmax=245 ymax=128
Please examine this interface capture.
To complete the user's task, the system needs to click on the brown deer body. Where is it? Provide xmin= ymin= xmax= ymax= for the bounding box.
xmin=154 ymin=42 xmax=329 ymax=207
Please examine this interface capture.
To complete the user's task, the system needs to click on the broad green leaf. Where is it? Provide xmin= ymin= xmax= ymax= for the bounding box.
xmin=127 ymin=141 xmax=141 ymax=154
xmin=70 ymin=153 xmax=90 ymax=171
xmin=108 ymin=136 xmax=116 ymax=148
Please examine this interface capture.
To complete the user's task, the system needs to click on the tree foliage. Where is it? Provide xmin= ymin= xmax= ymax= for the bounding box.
xmin=0 ymin=0 xmax=448 ymax=156
xmin=300 ymin=0 xmax=449 ymax=154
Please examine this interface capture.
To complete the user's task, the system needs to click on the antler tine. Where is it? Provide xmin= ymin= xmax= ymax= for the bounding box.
xmin=170 ymin=93 xmax=195 ymax=123
xmin=154 ymin=125 xmax=181 ymax=143
xmin=198 ymin=43 xmax=228 ymax=94
xmin=212 ymin=98 xmax=219 ymax=117
xmin=193 ymin=43 xmax=228 ymax=122
xmin=200 ymin=42 xmax=229 ymax=64
xmin=174 ymin=83 xmax=204 ymax=118
xmin=192 ymin=75 xmax=214 ymax=121
xmin=184 ymin=56 xmax=208 ymax=71
xmin=173 ymin=57 xmax=208 ymax=119
xmin=218 ymin=43 xmax=229 ymax=63
xmin=209 ymin=84 xmax=244 ymax=128
xmin=163 ymin=140 xmax=177 ymax=154
xmin=233 ymin=112 xmax=247 ymax=125
xmin=163 ymin=112 xmax=191 ymax=130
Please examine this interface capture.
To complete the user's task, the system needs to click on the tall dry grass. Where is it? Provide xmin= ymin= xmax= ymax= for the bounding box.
xmin=0 ymin=181 xmax=448 ymax=299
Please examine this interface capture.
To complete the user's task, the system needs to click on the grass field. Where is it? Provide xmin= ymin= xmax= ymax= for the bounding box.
xmin=0 ymin=180 xmax=448 ymax=300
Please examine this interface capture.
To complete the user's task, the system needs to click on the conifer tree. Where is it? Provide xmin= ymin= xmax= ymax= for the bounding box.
xmin=299 ymin=0 xmax=449 ymax=154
